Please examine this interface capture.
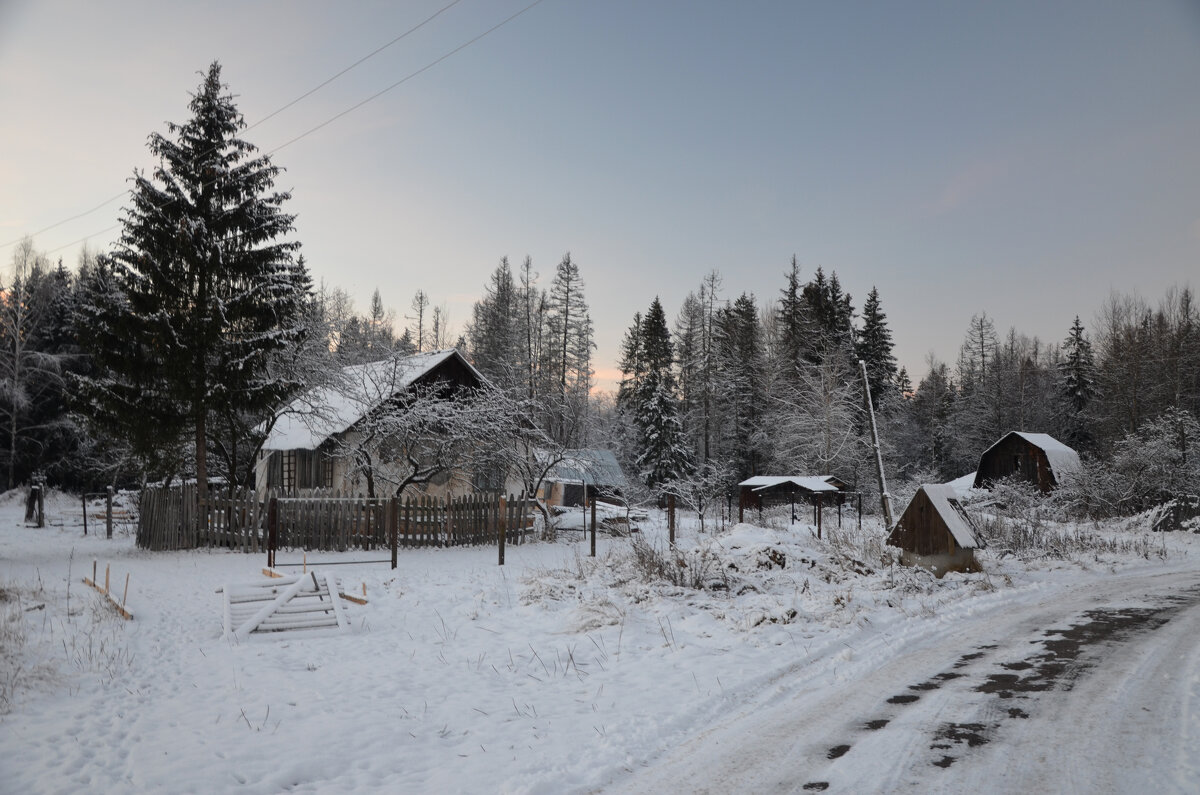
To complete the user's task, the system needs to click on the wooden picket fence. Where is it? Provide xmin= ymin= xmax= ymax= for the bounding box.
xmin=136 ymin=485 xmax=536 ymax=554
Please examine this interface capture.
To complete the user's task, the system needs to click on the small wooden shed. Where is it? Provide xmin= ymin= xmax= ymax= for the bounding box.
xmin=737 ymin=475 xmax=845 ymax=521
xmin=887 ymin=484 xmax=983 ymax=576
xmin=973 ymin=431 xmax=1081 ymax=493
xmin=539 ymin=449 xmax=628 ymax=509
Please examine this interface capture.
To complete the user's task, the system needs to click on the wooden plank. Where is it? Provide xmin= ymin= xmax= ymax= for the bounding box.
xmin=230 ymin=575 xmax=310 ymax=641
xmin=324 ymin=572 xmax=349 ymax=631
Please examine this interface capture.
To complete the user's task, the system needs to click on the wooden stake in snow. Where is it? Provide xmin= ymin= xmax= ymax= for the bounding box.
xmin=82 ymin=562 xmax=134 ymax=620
xmin=859 ymin=359 xmax=894 ymax=530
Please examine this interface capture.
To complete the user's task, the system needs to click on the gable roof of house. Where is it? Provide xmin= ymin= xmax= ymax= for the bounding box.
xmin=262 ymin=349 xmax=483 ymax=452
xmin=980 ymin=431 xmax=1081 ymax=480
xmin=918 ymin=483 xmax=982 ymax=549
xmin=547 ymin=449 xmax=627 ymax=488
xmin=738 ymin=475 xmax=841 ymax=493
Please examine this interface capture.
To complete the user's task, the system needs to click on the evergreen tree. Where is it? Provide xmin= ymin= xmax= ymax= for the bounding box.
xmin=672 ymin=292 xmax=704 ymax=458
xmin=467 ymin=258 xmax=522 ymax=392
xmin=855 ymin=286 xmax=898 ymax=406
xmin=800 ymin=267 xmax=854 ymax=362
xmin=713 ymin=293 xmax=768 ymax=480
xmin=1059 ymin=315 xmax=1097 ymax=446
xmin=0 ymin=239 xmax=80 ymax=488
xmin=77 ymin=62 xmax=310 ymax=491
xmin=616 ymin=311 xmax=644 ymax=412
xmin=776 ymin=256 xmax=806 ymax=376
xmin=629 ymin=298 xmax=690 ymax=489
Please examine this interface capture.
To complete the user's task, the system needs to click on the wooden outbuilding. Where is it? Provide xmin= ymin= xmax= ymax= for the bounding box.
xmin=887 ymin=484 xmax=983 ymax=576
xmin=737 ymin=475 xmax=846 ymax=522
xmin=972 ymin=431 xmax=1080 ymax=493
xmin=539 ymin=449 xmax=628 ymax=509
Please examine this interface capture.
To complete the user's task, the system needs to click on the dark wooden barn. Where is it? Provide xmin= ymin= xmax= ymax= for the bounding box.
xmin=972 ymin=431 xmax=1080 ymax=493
xmin=887 ymin=484 xmax=983 ymax=576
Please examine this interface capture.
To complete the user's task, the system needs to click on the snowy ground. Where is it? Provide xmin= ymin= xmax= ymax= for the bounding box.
xmin=1 ymin=490 xmax=1197 ymax=793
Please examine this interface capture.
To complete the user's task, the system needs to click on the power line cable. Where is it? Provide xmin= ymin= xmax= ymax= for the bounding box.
xmin=3 ymin=0 xmax=469 ymax=254
xmin=265 ymin=0 xmax=546 ymax=158
xmin=247 ymin=0 xmax=465 ymax=133
xmin=37 ymin=0 xmax=547 ymax=259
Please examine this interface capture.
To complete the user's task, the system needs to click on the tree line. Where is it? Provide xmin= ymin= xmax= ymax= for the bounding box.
xmin=4 ymin=61 xmax=1197 ymax=521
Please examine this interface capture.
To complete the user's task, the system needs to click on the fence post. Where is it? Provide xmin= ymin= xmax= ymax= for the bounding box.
xmin=390 ymin=496 xmax=398 ymax=569
xmin=498 ymin=495 xmax=507 ymax=566
xmin=668 ymin=494 xmax=676 ymax=546
xmin=106 ymin=486 xmax=114 ymax=539
xmin=590 ymin=496 xmax=597 ymax=557
xmin=267 ymin=497 xmax=278 ymax=569
xmin=81 ymin=491 xmax=88 ymax=536
xmin=36 ymin=483 xmax=44 ymax=528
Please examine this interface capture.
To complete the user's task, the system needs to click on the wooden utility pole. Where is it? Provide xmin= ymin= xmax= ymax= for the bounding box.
xmin=589 ymin=496 xmax=596 ymax=558
xmin=859 ymin=359 xmax=894 ymax=530
xmin=667 ymin=494 xmax=676 ymax=546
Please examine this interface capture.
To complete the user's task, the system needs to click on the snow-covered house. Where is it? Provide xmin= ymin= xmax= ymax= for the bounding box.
xmin=539 ymin=449 xmax=628 ymax=508
xmin=972 ymin=431 xmax=1081 ymax=493
xmin=255 ymin=349 xmax=501 ymax=497
xmin=737 ymin=475 xmax=847 ymax=522
xmin=887 ymin=483 xmax=983 ymax=576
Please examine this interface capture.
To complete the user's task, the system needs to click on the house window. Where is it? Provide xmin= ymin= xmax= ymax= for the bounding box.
xmin=274 ymin=450 xmax=332 ymax=492
xmin=283 ymin=451 xmax=297 ymax=491
xmin=1012 ymin=455 xmax=1022 ymax=473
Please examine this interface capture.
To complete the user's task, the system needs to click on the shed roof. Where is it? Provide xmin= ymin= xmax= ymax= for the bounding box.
xmin=982 ymin=431 xmax=1081 ymax=480
xmin=919 ymin=483 xmax=982 ymax=549
xmin=262 ymin=349 xmax=481 ymax=451
xmin=738 ymin=475 xmax=840 ymax=493
xmin=547 ymin=449 xmax=627 ymax=488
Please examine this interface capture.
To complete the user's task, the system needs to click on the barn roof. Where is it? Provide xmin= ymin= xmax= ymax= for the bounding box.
xmin=738 ymin=475 xmax=841 ymax=493
xmin=262 ymin=349 xmax=482 ymax=451
xmin=547 ymin=449 xmax=627 ymax=488
xmin=919 ymin=483 xmax=982 ymax=549
xmin=983 ymin=431 xmax=1081 ymax=480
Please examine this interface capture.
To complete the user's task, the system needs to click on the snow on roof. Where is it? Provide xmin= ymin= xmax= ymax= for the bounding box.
xmin=945 ymin=472 xmax=978 ymax=494
xmin=548 ymin=449 xmax=627 ymax=488
xmin=262 ymin=350 xmax=474 ymax=451
xmin=983 ymin=431 xmax=1081 ymax=480
xmin=920 ymin=483 xmax=983 ymax=549
xmin=738 ymin=475 xmax=840 ymax=493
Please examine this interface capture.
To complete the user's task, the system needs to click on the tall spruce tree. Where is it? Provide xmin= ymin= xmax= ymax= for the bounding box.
xmin=714 ymin=293 xmax=767 ymax=480
xmin=777 ymin=256 xmax=807 ymax=377
xmin=855 ymin=286 xmax=898 ymax=406
xmin=77 ymin=62 xmax=309 ymax=491
xmin=467 ymin=258 xmax=522 ymax=392
xmin=632 ymin=298 xmax=690 ymax=489
xmin=1059 ymin=315 xmax=1097 ymax=447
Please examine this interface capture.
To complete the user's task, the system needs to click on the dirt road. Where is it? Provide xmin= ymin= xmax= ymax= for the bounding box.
xmin=606 ymin=568 xmax=1200 ymax=794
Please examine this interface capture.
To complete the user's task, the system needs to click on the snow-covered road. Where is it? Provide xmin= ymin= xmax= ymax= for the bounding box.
xmin=607 ymin=568 xmax=1200 ymax=794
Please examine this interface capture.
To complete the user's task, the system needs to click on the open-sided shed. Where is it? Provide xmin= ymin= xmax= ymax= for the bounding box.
xmin=737 ymin=475 xmax=845 ymax=522
xmin=887 ymin=484 xmax=983 ymax=576
xmin=973 ymin=431 xmax=1080 ymax=493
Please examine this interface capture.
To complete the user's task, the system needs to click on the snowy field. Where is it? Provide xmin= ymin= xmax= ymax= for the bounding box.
xmin=2 ymin=489 xmax=1198 ymax=793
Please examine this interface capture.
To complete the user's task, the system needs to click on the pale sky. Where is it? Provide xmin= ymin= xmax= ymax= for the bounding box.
xmin=2 ymin=0 xmax=1198 ymax=390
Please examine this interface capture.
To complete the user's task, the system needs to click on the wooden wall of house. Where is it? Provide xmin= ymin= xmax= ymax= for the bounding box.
xmin=977 ymin=436 xmax=1054 ymax=492
xmin=888 ymin=489 xmax=957 ymax=556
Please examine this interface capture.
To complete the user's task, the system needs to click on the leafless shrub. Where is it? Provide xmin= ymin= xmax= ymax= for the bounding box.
xmin=627 ymin=534 xmax=732 ymax=591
